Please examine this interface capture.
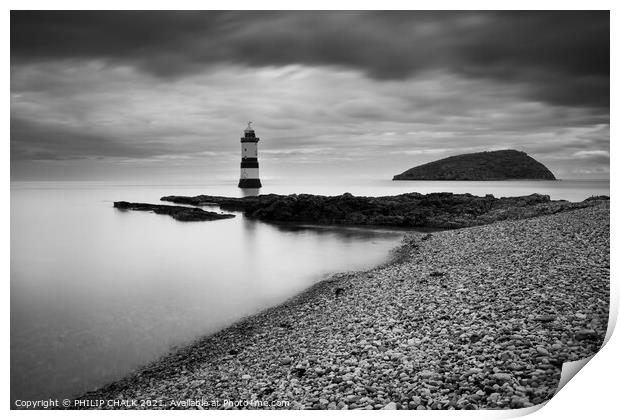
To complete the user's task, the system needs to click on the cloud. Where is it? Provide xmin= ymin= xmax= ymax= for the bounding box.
xmin=11 ymin=11 xmax=609 ymax=109
xmin=9 ymin=12 xmax=610 ymax=181
xmin=10 ymin=61 xmax=609 ymax=179
xmin=573 ymin=150 xmax=610 ymax=159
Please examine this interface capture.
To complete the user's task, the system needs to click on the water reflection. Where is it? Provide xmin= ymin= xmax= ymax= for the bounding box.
xmin=264 ymin=220 xmax=416 ymax=239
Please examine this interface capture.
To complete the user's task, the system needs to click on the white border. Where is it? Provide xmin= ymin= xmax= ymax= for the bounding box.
xmin=5 ymin=2 xmax=616 ymax=420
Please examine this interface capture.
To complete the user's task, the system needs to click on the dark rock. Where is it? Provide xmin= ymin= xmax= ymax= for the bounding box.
xmin=583 ymin=195 xmax=610 ymax=201
xmin=160 ymin=190 xmax=596 ymax=230
xmin=113 ymin=201 xmax=235 ymax=222
xmin=334 ymin=288 xmax=345 ymax=297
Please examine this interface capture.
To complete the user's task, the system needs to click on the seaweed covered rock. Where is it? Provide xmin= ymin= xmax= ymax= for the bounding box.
xmin=161 ymin=192 xmax=597 ymax=229
xmin=113 ymin=201 xmax=235 ymax=222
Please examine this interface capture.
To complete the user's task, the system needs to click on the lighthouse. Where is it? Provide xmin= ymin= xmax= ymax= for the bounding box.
xmin=238 ymin=121 xmax=262 ymax=188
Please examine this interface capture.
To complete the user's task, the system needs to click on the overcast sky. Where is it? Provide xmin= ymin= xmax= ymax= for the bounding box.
xmin=11 ymin=11 xmax=609 ymax=182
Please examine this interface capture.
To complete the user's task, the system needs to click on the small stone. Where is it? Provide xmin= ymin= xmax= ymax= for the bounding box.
xmin=534 ymin=315 xmax=556 ymax=323
xmin=281 ymin=357 xmax=293 ymax=365
xmin=575 ymin=329 xmax=598 ymax=340
xmin=381 ymin=402 xmax=397 ymax=410
xmin=241 ymin=374 xmax=251 ymax=380
xmin=510 ymin=396 xmax=531 ymax=408
xmin=346 ymin=395 xmax=359 ymax=403
xmin=407 ymin=338 xmax=420 ymax=346
xmin=488 ymin=393 xmax=501 ymax=402
xmin=536 ymin=346 xmax=550 ymax=356
xmin=418 ymin=370 xmax=436 ymax=379
xmin=493 ymin=373 xmax=512 ymax=383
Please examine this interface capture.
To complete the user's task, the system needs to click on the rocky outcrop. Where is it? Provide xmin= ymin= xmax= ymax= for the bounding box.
xmin=113 ymin=201 xmax=235 ymax=222
xmin=161 ymin=192 xmax=600 ymax=229
xmin=393 ymin=150 xmax=556 ymax=181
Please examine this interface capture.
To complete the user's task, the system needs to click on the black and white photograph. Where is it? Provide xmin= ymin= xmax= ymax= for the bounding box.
xmin=9 ymin=5 xmax=613 ymax=414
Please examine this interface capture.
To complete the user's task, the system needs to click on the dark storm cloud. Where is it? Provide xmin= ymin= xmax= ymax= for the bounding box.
xmin=11 ymin=11 xmax=609 ymax=109
xmin=11 ymin=116 xmax=176 ymax=160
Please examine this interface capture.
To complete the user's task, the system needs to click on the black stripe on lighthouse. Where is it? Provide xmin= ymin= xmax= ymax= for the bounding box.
xmin=240 ymin=161 xmax=259 ymax=168
xmin=238 ymin=179 xmax=262 ymax=188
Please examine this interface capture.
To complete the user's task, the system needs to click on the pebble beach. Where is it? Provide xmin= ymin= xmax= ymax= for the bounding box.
xmin=80 ymin=201 xmax=609 ymax=410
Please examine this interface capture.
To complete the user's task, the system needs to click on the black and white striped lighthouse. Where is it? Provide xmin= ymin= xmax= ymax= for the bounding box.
xmin=238 ymin=121 xmax=262 ymax=188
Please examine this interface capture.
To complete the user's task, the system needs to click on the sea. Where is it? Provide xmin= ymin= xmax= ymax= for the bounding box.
xmin=10 ymin=178 xmax=609 ymax=403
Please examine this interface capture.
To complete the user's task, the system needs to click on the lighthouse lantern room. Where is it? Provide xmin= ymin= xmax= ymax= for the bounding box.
xmin=238 ymin=121 xmax=262 ymax=188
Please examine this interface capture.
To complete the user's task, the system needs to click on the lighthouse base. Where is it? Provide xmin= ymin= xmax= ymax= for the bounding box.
xmin=238 ymin=178 xmax=262 ymax=188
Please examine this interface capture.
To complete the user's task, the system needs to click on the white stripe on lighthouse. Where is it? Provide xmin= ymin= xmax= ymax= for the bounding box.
xmin=241 ymin=143 xmax=258 ymax=158
xmin=240 ymin=168 xmax=259 ymax=179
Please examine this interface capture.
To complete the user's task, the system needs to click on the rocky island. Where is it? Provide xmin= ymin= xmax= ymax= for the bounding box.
xmin=161 ymin=192 xmax=603 ymax=229
xmin=113 ymin=201 xmax=235 ymax=222
xmin=393 ymin=150 xmax=556 ymax=181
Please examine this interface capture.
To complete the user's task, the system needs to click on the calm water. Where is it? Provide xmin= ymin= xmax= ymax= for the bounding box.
xmin=10 ymin=179 xmax=609 ymax=402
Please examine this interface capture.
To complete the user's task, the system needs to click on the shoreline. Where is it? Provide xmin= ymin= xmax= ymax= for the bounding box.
xmin=76 ymin=232 xmax=412 ymax=396
xmin=77 ymin=202 xmax=609 ymax=410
